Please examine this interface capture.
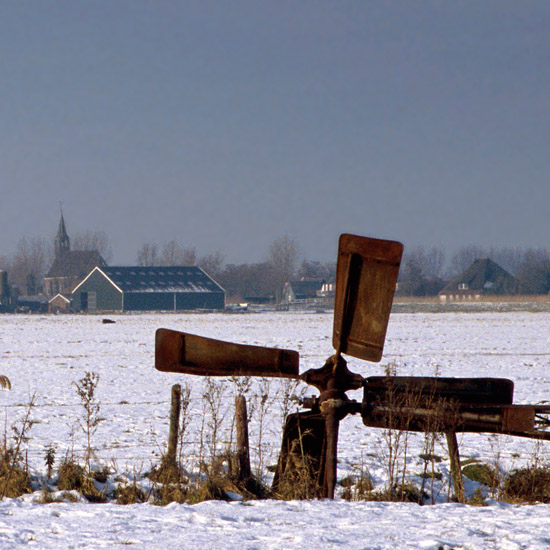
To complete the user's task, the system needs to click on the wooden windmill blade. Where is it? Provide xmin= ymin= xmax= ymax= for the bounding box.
xmin=155 ymin=328 xmax=300 ymax=379
xmin=332 ymin=234 xmax=403 ymax=362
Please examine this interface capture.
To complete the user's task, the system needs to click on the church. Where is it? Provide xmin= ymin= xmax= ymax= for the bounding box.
xmin=44 ymin=211 xmax=107 ymax=297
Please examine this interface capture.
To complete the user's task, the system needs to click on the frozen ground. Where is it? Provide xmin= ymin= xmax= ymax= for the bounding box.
xmin=0 ymin=311 xmax=549 ymax=549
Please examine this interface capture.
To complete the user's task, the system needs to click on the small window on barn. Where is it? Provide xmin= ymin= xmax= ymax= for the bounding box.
xmin=458 ymin=283 xmax=469 ymax=290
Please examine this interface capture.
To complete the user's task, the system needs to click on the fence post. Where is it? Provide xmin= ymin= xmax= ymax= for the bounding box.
xmin=235 ymin=395 xmax=251 ymax=481
xmin=167 ymin=384 xmax=181 ymax=464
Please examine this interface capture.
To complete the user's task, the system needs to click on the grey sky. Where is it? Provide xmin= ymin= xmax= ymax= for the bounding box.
xmin=1 ymin=1 xmax=548 ymax=265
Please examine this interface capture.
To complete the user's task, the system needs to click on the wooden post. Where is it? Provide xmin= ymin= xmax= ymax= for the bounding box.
xmin=167 ymin=384 xmax=181 ymax=464
xmin=446 ymin=431 xmax=465 ymax=503
xmin=235 ymin=395 xmax=251 ymax=481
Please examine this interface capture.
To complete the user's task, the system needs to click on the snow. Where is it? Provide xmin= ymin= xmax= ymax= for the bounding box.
xmin=0 ymin=311 xmax=549 ymax=549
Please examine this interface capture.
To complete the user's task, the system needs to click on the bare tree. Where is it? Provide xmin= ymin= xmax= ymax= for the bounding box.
xmin=136 ymin=242 xmax=160 ymax=266
xmin=298 ymin=259 xmax=336 ymax=281
xmin=516 ymin=249 xmax=550 ymax=294
xmin=9 ymin=237 xmax=52 ymax=294
xmin=136 ymin=241 xmax=197 ymax=266
xmin=198 ymin=250 xmax=224 ymax=279
xmin=487 ymin=247 xmax=525 ymax=276
xmin=397 ymin=246 xmax=446 ymax=296
xmin=422 ymin=246 xmax=446 ymax=281
xmin=218 ymin=262 xmax=273 ymax=303
xmin=448 ymin=246 xmax=487 ymax=278
xmin=401 ymin=246 xmax=445 ymax=282
xmin=268 ymin=235 xmax=300 ymax=302
xmin=73 ymin=230 xmax=113 ymax=263
xmin=161 ymin=241 xmax=197 ymax=266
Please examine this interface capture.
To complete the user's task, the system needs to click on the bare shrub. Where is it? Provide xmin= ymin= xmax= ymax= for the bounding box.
xmin=73 ymin=372 xmax=103 ymax=472
xmin=0 ymin=394 xmax=35 ymax=499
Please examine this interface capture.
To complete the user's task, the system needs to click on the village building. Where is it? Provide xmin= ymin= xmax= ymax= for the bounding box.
xmin=71 ymin=266 xmax=225 ymax=312
xmin=44 ymin=211 xmax=107 ymax=296
xmin=282 ymin=278 xmax=326 ymax=304
xmin=439 ymin=258 xmax=519 ymax=302
xmin=48 ymin=293 xmax=72 ymax=314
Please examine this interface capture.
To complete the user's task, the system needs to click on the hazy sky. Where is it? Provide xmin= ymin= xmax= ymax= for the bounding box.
xmin=1 ymin=1 xmax=548 ymax=265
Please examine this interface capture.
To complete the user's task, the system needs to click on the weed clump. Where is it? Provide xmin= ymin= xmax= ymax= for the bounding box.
xmin=57 ymin=457 xmax=105 ymax=503
xmin=57 ymin=458 xmax=86 ymax=491
xmin=115 ymin=482 xmax=147 ymax=505
xmin=0 ymin=447 xmax=31 ymax=498
xmin=360 ymin=483 xmax=427 ymax=504
xmin=504 ymin=466 xmax=550 ymax=503
xmin=148 ymin=455 xmax=190 ymax=505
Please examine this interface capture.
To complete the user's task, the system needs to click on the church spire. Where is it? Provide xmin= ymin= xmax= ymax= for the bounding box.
xmin=55 ymin=205 xmax=70 ymax=256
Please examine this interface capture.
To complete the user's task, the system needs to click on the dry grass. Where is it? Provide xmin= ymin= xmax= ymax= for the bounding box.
xmin=503 ymin=466 xmax=550 ymax=504
xmin=57 ymin=457 xmax=106 ymax=503
xmin=115 ymin=482 xmax=147 ymax=505
xmin=394 ymin=295 xmax=550 ymax=304
xmin=0 ymin=447 xmax=31 ymax=498
xmin=272 ymin=439 xmax=323 ymax=500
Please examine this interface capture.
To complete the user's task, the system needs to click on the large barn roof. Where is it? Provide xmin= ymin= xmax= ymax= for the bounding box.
xmin=98 ymin=266 xmax=224 ymax=294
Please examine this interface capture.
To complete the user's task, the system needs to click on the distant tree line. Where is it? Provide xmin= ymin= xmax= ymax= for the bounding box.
xmin=1 ymin=231 xmax=549 ymax=300
xmin=399 ymin=245 xmax=550 ymax=297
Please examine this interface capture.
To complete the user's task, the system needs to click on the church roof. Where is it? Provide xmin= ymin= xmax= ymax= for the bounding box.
xmin=46 ymin=250 xmax=107 ymax=279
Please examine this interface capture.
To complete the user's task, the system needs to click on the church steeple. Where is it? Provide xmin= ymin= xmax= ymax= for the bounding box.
xmin=55 ymin=207 xmax=70 ymax=257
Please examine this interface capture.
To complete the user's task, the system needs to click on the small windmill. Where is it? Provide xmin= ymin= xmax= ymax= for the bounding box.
xmin=156 ymin=234 xmax=550 ymax=499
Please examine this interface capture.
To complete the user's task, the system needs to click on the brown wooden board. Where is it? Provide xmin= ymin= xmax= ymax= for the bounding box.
xmin=332 ymin=234 xmax=403 ymax=362
xmin=364 ymin=376 xmax=515 ymax=406
xmin=155 ymin=328 xmax=300 ymax=378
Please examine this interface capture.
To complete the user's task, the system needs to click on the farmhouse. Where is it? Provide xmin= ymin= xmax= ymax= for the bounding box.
xmin=439 ymin=258 xmax=518 ymax=302
xmin=71 ymin=266 xmax=225 ymax=312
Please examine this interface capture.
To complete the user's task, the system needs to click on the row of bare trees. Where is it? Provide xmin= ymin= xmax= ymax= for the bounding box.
xmin=1 ymin=230 xmax=549 ymax=299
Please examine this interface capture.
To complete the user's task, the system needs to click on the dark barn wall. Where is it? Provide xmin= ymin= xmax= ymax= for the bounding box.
xmin=72 ymin=270 xmax=122 ymax=312
xmin=175 ymin=291 xmax=225 ymax=310
xmin=123 ymin=293 xmax=174 ymax=311
xmin=123 ymin=292 xmax=225 ymax=311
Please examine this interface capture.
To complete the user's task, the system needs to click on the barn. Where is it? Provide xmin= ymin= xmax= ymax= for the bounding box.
xmin=71 ymin=266 xmax=225 ymax=312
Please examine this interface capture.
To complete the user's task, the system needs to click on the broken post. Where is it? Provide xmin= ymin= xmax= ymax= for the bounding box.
xmin=167 ymin=384 xmax=181 ymax=465
xmin=235 ymin=395 xmax=251 ymax=481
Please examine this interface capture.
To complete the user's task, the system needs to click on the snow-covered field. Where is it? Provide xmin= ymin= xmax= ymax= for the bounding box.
xmin=1 ymin=311 xmax=549 ymax=549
